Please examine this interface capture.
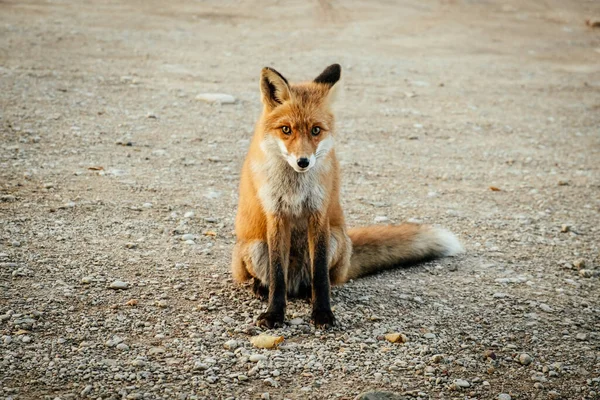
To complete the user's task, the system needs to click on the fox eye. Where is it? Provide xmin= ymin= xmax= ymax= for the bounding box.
xmin=311 ymin=126 xmax=321 ymax=136
xmin=281 ymin=126 xmax=291 ymax=135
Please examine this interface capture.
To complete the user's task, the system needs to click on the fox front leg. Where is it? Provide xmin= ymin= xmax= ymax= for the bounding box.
xmin=308 ymin=215 xmax=336 ymax=328
xmin=256 ymin=215 xmax=290 ymax=328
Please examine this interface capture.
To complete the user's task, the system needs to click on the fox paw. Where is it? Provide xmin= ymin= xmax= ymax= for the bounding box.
xmin=256 ymin=310 xmax=284 ymax=329
xmin=311 ymin=308 xmax=336 ymax=329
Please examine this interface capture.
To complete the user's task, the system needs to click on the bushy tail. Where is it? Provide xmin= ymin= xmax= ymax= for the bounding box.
xmin=346 ymin=223 xmax=464 ymax=281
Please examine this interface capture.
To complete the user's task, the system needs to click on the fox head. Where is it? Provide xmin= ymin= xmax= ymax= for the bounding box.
xmin=259 ymin=64 xmax=341 ymax=173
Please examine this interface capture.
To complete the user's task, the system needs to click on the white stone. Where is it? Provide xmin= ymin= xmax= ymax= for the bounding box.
xmin=195 ymin=93 xmax=237 ymax=104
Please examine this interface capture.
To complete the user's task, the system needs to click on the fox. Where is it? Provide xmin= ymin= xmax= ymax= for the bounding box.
xmin=231 ymin=64 xmax=464 ymax=329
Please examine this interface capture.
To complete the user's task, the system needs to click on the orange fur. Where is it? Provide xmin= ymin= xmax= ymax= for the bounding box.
xmin=232 ymin=64 xmax=463 ymax=327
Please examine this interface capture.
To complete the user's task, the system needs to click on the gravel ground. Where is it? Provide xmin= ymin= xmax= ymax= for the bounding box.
xmin=1 ymin=1 xmax=599 ymax=399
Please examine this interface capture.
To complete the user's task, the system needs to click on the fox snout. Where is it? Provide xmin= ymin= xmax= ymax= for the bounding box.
xmin=284 ymin=150 xmax=316 ymax=173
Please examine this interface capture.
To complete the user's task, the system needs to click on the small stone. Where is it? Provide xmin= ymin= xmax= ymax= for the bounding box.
xmin=572 ymin=259 xmax=585 ymax=269
xmin=575 ymin=333 xmax=588 ymax=341
xmin=289 ymin=317 xmax=304 ymax=326
xmin=224 ymin=339 xmax=239 ymax=350
xmin=181 ymin=233 xmax=195 ymax=241
xmin=579 ymin=269 xmax=594 ymax=278
xmin=519 ymin=353 xmax=533 ymax=365
xmin=430 ymin=354 xmax=444 ymax=363
xmin=498 ymin=394 xmax=511 ymax=400
xmin=184 ymin=211 xmax=195 ymax=218
xmin=81 ymin=276 xmax=93 ymax=284
xmin=539 ymin=303 xmax=553 ymax=313
xmin=374 ymin=216 xmax=389 ymax=223
xmin=131 ymin=359 xmax=146 ymax=367
xmin=81 ymin=385 xmax=93 ymax=396
xmin=261 ymin=394 xmax=270 ymax=400
xmin=195 ymin=93 xmax=237 ymax=104
xmin=148 ymin=346 xmax=166 ymax=356
xmin=237 ymin=374 xmax=248 ymax=381
xmin=194 ymin=361 xmax=209 ymax=370
xmin=109 ymin=280 xmax=129 ymax=290
xmin=493 ymin=293 xmax=508 ymax=298
xmin=483 ymin=350 xmax=497 ymax=360
xmin=21 ymin=335 xmax=32 ymax=343
xmin=560 ymin=224 xmax=570 ymax=233
xmin=263 ymin=378 xmax=278 ymax=387
xmin=534 ymin=382 xmax=544 ymax=390
xmin=423 ymin=332 xmax=436 ymax=339
xmin=206 ymin=375 xmax=218 ymax=384
xmin=454 ymin=379 xmax=470 ymax=388
xmin=116 ymin=343 xmax=130 ymax=351
xmin=249 ymin=354 xmax=267 ymax=362
xmin=155 ymin=300 xmax=168 ymax=308
xmin=548 ymin=391 xmax=560 ymax=399
xmin=125 ymin=242 xmax=138 ymax=249
xmin=355 ymin=392 xmax=405 ymax=400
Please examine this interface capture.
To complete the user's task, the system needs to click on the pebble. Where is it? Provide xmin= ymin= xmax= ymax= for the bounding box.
xmin=572 ymin=259 xmax=585 ymax=269
xmin=223 ymin=339 xmax=239 ymax=350
xmin=109 ymin=280 xmax=129 ymax=290
xmin=237 ymin=374 xmax=248 ymax=381
xmin=289 ymin=317 xmax=304 ymax=325
xmin=81 ymin=276 xmax=92 ymax=284
xmin=430 ymin=354 xmax=444 ymax=363
xmin=250 ymin=354 xmax=267 ymax=362
xmin=261 ymin=394 xmax=270 ymax=400
xmin=355 ymin=392 xmax=405 ymax=400
xmin=131 ymin=359 xmax=146 ymax=367
xmin=493 ymin=292 xmax=508 ymax=298
xmin=116 ymin=343 xmax=130 ymax=351
xmin=81 ymin=385 xmax=93 ymax=396
xmin=454 ymin=379 xmax=470 ymax=388
xmin=148 ymin=346 xmax=165 ymax=355
xmin=374 ymin=216 xmax=389 ymax=223
xmin=539 ymin=303 xmax=553 ymax=313
xmin=548 ymin=391 xmax=560 ymax=399
xmin=519 ymin=353 xmax=533 ymax=365
xmin=21 ymin=335 xmax=32 ymax=343
xmin=181 ymin=233 xmax=195 ymax=241
xmin=579 ymin=269 xmax=594 ymax=278
xmin=194 ymin=361 xmax=209 ymax=370
xmin=575 ymin=333 xmax=588 ymax=341
xmin=498 ymin=394 xmax=511 ymax=400
xmin=263 ymin=377 xmax=278 ymax=387
xmin=423 ymin=332 xmax=436 ymax=339
xmin=195 ymin=93 xmax=237 ymax=104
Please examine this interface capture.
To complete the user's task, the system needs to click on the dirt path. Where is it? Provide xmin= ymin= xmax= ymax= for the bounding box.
xmin=1 ymin=1 xmax=599 ymax=399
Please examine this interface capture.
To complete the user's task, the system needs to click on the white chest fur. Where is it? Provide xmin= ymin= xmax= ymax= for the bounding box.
xmin=253 ymin=138 xmax=331 ymax=216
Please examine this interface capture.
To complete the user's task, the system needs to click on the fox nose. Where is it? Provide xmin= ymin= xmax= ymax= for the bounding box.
xmin=297 ymin=158 xmax=310 ymax=169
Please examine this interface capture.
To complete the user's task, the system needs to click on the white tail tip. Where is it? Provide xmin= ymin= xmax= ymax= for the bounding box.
xmin=432 ymin=228 xmax=465 ymax=256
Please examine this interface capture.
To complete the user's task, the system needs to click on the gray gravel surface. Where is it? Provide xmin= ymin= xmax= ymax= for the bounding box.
xmin=1 ymin=0 xmax=599 ymax=399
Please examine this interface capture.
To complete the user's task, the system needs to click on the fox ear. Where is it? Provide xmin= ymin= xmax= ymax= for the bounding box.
xmin=314 ymin=64 xmax=341 ymax=87
xmin=260 ymin=67 xmax=290 ymax=109
xmin=314 ymin=64 xmax=342 ymax=104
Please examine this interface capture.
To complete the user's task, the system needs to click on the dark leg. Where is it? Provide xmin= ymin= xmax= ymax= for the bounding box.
xmin=308 ymin=215 xmax=335 ymax=328
xmin=296 ymin=281 xmax=313 ymax=302
xmin=256 ymin=215 xmax=290 ymax=329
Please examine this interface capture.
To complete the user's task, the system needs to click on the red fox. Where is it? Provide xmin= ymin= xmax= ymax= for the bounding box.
xmin=232 ymin=64 xmax=463 ymax=329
